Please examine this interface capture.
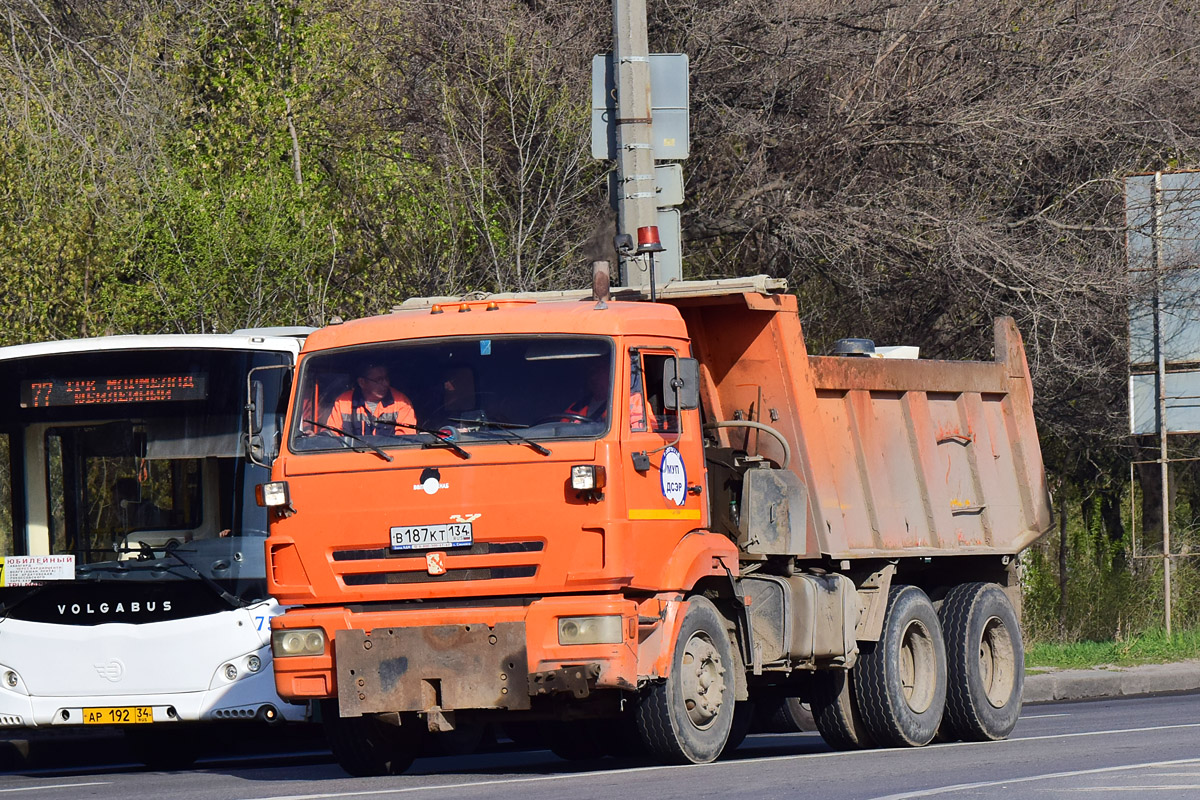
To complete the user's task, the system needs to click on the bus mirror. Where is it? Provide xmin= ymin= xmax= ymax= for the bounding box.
xmin=663 ymin=358 xmax=700 ymax=411
xmin=248 ymin=380 xmax=265 ymax=435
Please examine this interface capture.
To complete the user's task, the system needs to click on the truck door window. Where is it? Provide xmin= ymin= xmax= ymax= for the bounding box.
xmin=630 ymin=352 xmax=680 ymax=435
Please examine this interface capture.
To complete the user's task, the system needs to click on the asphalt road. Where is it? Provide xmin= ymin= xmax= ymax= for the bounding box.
xmin=5 ymin=693 xmax=1200 ymax=799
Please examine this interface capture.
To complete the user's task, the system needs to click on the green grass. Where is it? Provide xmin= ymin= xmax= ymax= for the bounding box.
xmin=1025 ymin=627 xmax=1200 ymax=670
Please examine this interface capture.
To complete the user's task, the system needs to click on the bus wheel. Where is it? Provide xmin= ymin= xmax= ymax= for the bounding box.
xmin=125 ymin=724 xmax=200 ymax=770
xmin=809 ymin=669 xmax=873 ymax=750
xmin=856 ymin=585 xmax=947 ymax=747
xmin=938 ymin=582 xmax=1023 ymax=741
xmin=635 ymin=596 xmax=735 ymax=764
xmin=321 ymin=701 xmax=423 ymax=777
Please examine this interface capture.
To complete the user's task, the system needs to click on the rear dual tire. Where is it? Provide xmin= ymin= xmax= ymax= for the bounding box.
xmin=856 ymin=585 xmax=947 ymax=747
xmin=939 ymin=582 xmax=1023 ymax=741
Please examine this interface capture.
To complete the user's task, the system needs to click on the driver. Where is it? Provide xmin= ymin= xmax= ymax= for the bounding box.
xmin=326 ymin=363 xmax=416 ymax=436
xmin=563 ymin=362 xmax=609 ymax=422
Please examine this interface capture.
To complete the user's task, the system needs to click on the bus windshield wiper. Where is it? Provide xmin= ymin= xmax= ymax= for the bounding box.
xmin=372 ymin=419 xmax=472 ymax=460
xmin=164 ymin=548 xmax=246 ymax=609
xmin=460 ymin=419 xmax=551 ymax=456
xmin=303 ymin=419 xmax=394 ymax=462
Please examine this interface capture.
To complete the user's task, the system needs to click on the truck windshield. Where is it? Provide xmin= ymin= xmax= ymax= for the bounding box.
xmin=291 ymin=336 xmax=614 ymax=454
xmin=0 ymin=347 xmax=291 ymax=616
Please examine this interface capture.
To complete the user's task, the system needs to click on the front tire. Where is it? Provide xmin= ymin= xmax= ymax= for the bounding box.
xmin=321 ymin=701 xmax=423 ymax=777
xmin=939 ymin=582 xmax=1023 ymax=741
xmin=856 ymin=585 xmax=947 ymax=747
xmin=635 ymin=596 xmax=736 ymax=764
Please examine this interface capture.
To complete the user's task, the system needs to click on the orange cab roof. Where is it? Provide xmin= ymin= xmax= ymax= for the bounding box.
xmin=303 ymin=300 xmax=689 ymax=353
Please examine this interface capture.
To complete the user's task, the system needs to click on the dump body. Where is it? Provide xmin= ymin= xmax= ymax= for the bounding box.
xmin=676 ymin=292 xmax=1051 ymax=560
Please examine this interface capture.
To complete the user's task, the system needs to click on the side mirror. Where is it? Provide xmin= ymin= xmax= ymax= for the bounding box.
xmin=245 ymin=364 xmax=292 ymax=468
xmin=663 ymin=358 xmax=701 ymax=411
xmin=248 ymin=380 xmax=265 ymax=435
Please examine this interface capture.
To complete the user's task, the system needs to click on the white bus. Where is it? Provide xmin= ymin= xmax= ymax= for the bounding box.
xmin=0 ymin=331 xmax=311 ymax=767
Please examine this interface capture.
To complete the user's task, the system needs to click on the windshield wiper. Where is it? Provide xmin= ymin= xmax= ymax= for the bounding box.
xmin=458 ymin=419 xmax=552 ymax=456
xmin=372 ymin=419 xmax=472 ymax=460
xmin=164 ymin=548 xmax=246 ymax=609
xmin=303 ymin=419 xmax=394 ymax=462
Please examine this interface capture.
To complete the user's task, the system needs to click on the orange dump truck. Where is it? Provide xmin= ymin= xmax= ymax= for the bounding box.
xmin=259 ymin=279 xmax=1052 ymax=774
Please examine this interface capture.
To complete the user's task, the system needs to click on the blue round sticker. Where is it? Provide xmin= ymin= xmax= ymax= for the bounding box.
xmin=660 ymin=447 xmax=687 ymax=506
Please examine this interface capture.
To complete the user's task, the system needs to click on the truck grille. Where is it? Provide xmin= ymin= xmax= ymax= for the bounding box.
xmin=344 ymin=566 xmax=538 ymax=586
xmin=332 ymin=541 xmax=544 ymax=561
xmin=333 ymin=540 xmax=544 ymax=587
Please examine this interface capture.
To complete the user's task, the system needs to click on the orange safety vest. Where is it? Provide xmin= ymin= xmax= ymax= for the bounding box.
xmin=565 ymin=397 xmax=608 ymax=421
xmin=326 ymin=388 xmax=416 ymax=436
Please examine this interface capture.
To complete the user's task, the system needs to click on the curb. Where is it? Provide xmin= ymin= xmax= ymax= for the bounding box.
xmin=1024 ymin=659 xmax=1200 ymax=704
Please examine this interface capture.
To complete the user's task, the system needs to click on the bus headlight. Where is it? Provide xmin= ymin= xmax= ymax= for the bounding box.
xmin=271 ymin=628 xmax=326 ymax=657
xmin=246 ymin=655 xmax=262 ymax=673
xmin=558 ymin=615 xmax=623 ymax=645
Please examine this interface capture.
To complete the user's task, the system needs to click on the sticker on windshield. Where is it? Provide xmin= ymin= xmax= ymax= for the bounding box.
xmin=1 ymin=555 xmax=75 ymax=587
xmin=660 ymin=447 xmax=687 ymax=506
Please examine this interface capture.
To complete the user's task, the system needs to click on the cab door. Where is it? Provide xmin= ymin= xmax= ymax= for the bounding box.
xmin=620 ymin=344 xmax=708 ymax=588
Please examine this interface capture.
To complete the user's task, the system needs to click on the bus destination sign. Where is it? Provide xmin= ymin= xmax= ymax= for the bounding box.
xmin=20 ymin=374 xmax=209 ymax=408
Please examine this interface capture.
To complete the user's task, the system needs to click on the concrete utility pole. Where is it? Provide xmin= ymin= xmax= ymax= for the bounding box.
xmin=612 ymin=0 xmax=657 ymax=289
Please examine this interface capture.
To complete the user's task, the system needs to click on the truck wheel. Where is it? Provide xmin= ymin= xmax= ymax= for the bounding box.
xmin=635 ymin=596 xmax=735 ymax=764
xmin=856 ymin=585 xmax=947 ymax=747
xmin=938 ymin=582 xmax=1023 ymax=741
xmin=321 ymin=700 xmax=423 ymax=776
xmin=546 ymin=721 xmax=608 ymax=761
xmin=754 ymin=696 xmax=816 ymax=733
xmin=809 ymin=669 xmax=873 ymax=750
xmin=720 ymin=701 xmax=756 ymax=757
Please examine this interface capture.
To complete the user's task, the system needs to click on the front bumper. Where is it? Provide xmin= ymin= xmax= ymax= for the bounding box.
xmin=273 ymin=594 xmax=639 ymax=711
xmin=0 ymin=658 xmax=308 ymax=728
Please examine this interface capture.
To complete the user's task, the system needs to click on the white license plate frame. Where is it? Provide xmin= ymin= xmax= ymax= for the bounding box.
xmin=390 ymin=522 xmax=473 ymax=551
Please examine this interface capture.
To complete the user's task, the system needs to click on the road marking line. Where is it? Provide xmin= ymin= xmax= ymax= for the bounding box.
xmin=1060 ymin=787 xmax=1200 ymax=792
xmin=867 ymin=757 xmax=1200 ymax=800
xmin=1021 ymin=713 xmax=1069 ymax=719
xmin=241 ymin=722 xmax=1200 ymax=800
xmin=0 ymin=783 xmax=110 ymax=794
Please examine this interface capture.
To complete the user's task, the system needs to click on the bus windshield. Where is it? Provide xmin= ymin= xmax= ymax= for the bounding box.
xmin=0 ymin=346 xmax=291 ymax=618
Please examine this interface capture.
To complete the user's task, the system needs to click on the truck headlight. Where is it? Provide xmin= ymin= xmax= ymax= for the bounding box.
xmin=255 ymin=481 xmax=290 ymax=507
xmin=271 ymin=628 xmax=326 ymax=657
xmin=558 ymin=615 xmax=623 ymax=645
xmin=570 ymin=465 xmax=606 ymax=491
